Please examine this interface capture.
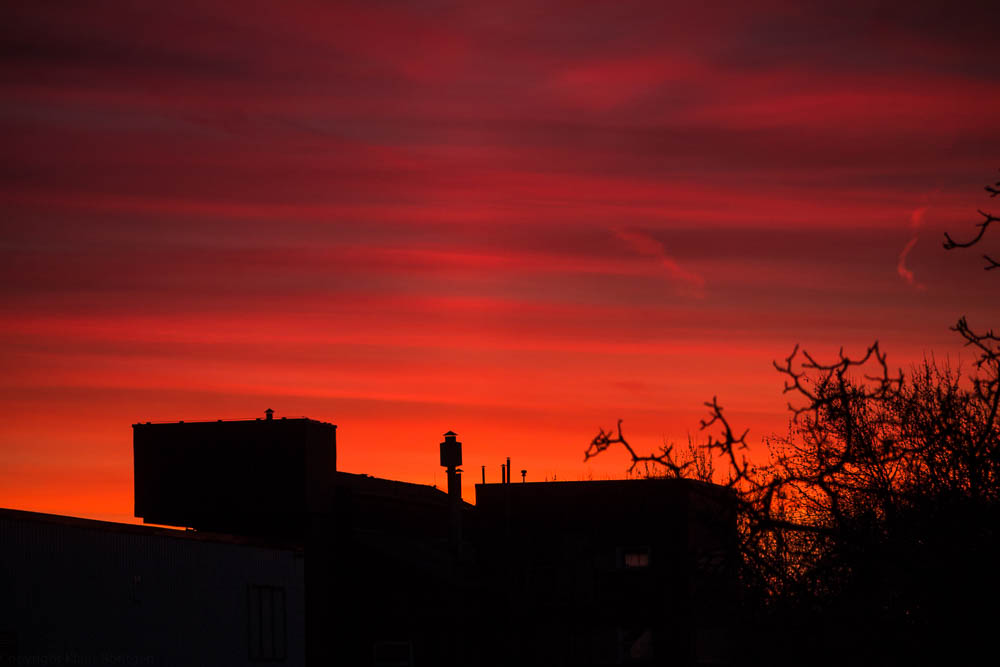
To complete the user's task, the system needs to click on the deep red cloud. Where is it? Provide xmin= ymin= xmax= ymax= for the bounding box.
xmin=1 ymin=0 xmax=998 ymax=521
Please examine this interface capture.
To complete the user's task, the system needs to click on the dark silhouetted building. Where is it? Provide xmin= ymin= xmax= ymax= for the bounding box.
xmin=132 ymin=416 xmax=338 ymax=536
xmin=2 ymin=412 xmax=735 ymax=666
xmin=0 ymin=508 xmax=304 ymax=665
xmin=475 ymin=479 xmax=736 ymax=665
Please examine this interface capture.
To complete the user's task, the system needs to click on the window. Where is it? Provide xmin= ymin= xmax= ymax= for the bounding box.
xmin=248 ymin=585 xmax=286 ymax=662
xmin=131 ymin=574 xmax=142 ymax=604
xmin=621 ymin=547 xmax=650 ymax=569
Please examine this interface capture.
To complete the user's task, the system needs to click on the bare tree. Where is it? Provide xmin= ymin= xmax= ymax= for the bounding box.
xmin=943 ymin=171 xmax=1000 ymax=270
xmin=589 ymin=327 xmax=999 ymax=664
xmin=589 ymin=177 xmax=1000 ymax=664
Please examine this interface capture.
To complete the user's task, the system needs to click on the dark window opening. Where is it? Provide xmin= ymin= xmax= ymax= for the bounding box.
xmin=131 ymin=574 xmax=142 ymax=604
xmin=249 ymin=585 xmax=287 ymax=662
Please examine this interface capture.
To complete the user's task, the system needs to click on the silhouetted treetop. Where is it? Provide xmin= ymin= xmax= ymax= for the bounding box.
xmin=589 ymin=172 xmax=1000 ymax=664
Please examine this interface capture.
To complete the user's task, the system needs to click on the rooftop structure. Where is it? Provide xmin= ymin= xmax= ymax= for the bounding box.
xmin=4 ymin=411 xmax=736 ymax=666
xmin=132 ymin=415 xmax=336 ymax=536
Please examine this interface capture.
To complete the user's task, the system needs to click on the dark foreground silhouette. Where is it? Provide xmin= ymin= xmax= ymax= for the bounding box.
xmin=586 ymin=174 xmax=1000 ymax=665
xmin=3 ymin=416 xmax=736 ymax=666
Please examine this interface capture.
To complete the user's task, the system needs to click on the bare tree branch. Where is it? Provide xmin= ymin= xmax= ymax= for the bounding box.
xmin=943 ymin=171 xmax=1000 ymax=270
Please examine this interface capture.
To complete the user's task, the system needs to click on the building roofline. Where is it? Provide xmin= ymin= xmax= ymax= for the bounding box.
xmin=131 ymin=416 xmax=336 ymax=428
xmin=0 ymin=507 xmax=303 ymax=551
xmin=337 ymin=471 xmax=474 ymax=509
xmin=475 ymin=476 xmax=720 ymax=489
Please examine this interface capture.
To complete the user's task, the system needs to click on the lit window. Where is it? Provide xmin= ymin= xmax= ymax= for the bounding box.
xmin=622 ymin=547 xmax=650 ymax=568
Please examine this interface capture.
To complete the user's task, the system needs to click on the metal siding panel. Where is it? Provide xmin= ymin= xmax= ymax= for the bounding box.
xmin=1 ymin=512 xmax=305 ymax=666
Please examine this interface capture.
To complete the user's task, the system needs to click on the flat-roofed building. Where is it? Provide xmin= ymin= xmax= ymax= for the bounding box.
xmin=132 ymin=415 xmax=337 ymax=537
xmin=4 ymin=412 xmax=737 ymax=666
xmin=474 ymin=478 xmax=737 ymax=666
xmin=0 ymin=508 xmax=305 ymax=666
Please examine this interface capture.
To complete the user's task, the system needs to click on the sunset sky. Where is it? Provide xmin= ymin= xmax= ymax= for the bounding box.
xmin=2 ymin=1 xmax=998 ymax=523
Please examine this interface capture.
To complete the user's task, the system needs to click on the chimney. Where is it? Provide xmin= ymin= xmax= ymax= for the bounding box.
xmin=440 ymin=430 xmax=463 ymax=555
xmin=440 ymin=431 xmax=462 ymax=497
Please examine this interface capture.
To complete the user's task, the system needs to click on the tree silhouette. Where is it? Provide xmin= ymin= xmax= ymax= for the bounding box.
xmin=943 ymin=171 xmax=1000 ymax=270
xmin=588 ymin=176 xmax=1000 ymax=665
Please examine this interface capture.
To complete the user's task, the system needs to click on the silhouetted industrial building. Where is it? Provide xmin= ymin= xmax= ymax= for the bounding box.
xmin=475 ymin=479 xmax=735 ymax=665
xmin=133 ymin=415 xmax=338 ymax=536
xmin=0 ymin=508 xmax=305 ymax=665
xmin=2 ymin=411 xmax=735 ymax=666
